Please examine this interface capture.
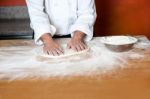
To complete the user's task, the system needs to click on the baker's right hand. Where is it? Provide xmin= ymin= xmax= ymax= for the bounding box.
xmin=41 ymin=33 xmax=63 ymax=56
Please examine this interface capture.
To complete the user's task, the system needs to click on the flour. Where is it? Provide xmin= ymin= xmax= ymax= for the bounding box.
xmin=101 ymin=36 xmax=138 ymax=45
xmin=0 ymin=37 xmax=149 ymax=80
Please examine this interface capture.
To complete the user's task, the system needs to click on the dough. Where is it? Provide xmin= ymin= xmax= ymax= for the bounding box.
xmin=41 ymin=44 xmax=90 ymax=58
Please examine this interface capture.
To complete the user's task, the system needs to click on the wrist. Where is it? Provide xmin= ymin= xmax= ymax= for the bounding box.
xmin=73 ymin=31 xmax=85 ymax=40
xmin=40 ymin=33 xmax=54 ymax=44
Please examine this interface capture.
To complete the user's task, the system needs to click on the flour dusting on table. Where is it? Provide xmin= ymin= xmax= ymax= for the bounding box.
xmin=0 ymin=36 xmax=150 ymax=80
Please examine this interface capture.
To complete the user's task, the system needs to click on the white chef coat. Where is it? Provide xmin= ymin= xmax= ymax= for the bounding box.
xmin=26 ymin=0 xmax=97 ymax=45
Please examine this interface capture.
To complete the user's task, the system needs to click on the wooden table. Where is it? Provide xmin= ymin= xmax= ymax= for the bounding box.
xmin=0 ymin=39 xmax=150 ymax=99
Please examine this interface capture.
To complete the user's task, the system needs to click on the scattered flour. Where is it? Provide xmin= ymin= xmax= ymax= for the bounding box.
xmin=0 ymin=37 xmax=149 ymax=80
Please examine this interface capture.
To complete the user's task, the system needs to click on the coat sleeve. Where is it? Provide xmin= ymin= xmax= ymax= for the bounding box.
xmin=26 ymin=0 xmax=56 ymax=45
xmin=69 ymin=0 xmax=97 ymax=41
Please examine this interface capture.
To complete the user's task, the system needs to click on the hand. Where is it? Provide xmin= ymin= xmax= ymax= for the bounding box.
xmin=41 ymin=33 xmax=63 ymax=56
xmin=67 ymin=31 xmax=87 ymax=52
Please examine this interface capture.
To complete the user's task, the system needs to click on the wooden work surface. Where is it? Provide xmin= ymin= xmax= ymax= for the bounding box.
xmin=0 ymin=39 xmax=150 ymax=99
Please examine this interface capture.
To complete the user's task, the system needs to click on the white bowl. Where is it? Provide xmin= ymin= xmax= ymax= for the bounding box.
xmin=100 ymin=36 xmax=138 ymax=52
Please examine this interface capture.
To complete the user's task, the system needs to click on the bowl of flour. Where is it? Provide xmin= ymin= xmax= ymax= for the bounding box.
xmin=100 ymin=36 xmax=138 ymax=52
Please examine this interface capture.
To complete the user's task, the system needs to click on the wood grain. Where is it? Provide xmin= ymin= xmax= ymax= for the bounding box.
xmin=0 ymin=39 xmax=150 ymax=99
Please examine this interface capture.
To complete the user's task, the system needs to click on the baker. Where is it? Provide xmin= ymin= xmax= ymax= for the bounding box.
xmin=26 ymin=0 xmax=97 ymax=56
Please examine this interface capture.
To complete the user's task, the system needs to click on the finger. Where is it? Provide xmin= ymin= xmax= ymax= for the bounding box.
xmin=67 ymin=43 xmax=71 ymax=49
xmin=43 ymin=47 xmax=48 ymax=54
xmin=56 ymin=49 xmax=63 ymax=55
xmin=52 ymin=50 xmax=60 ymax=56
xmin=55 ymin=46 xmax=63 ymax=55
xmin=46 ymin=50 xmax=50 ymax=55
xmin=75 ymin=45 xmax=82 ymax=52
xmin=83 ymin=42 xmax=88 ymax=49
xmin=79 ymin=43 xmax=85 ymax=51
xmin=47 ymin=48 xmax=57 ymax=56
xmin=47 ymin=49 xmax=53 ymax=55
xmin=71 ymin=46 xmax=77 ymax=52
xmin=82 ymin=43 xmax=87 ymax=49
xmin=43 ymin=46 xmax=52 ymax=55
xmin=58 ymin=47 xmax=64 ymax=53
xmin=46 ymin=49 xmax=51 ymax=55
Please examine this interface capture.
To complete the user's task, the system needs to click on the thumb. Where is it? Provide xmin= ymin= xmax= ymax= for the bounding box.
xmin=67 ymin=43 xmax=71 ymax=49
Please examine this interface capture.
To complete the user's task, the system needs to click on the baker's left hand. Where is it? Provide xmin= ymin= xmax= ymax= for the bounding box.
xmin=67 ymin=31 xmax=87 ymax=52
